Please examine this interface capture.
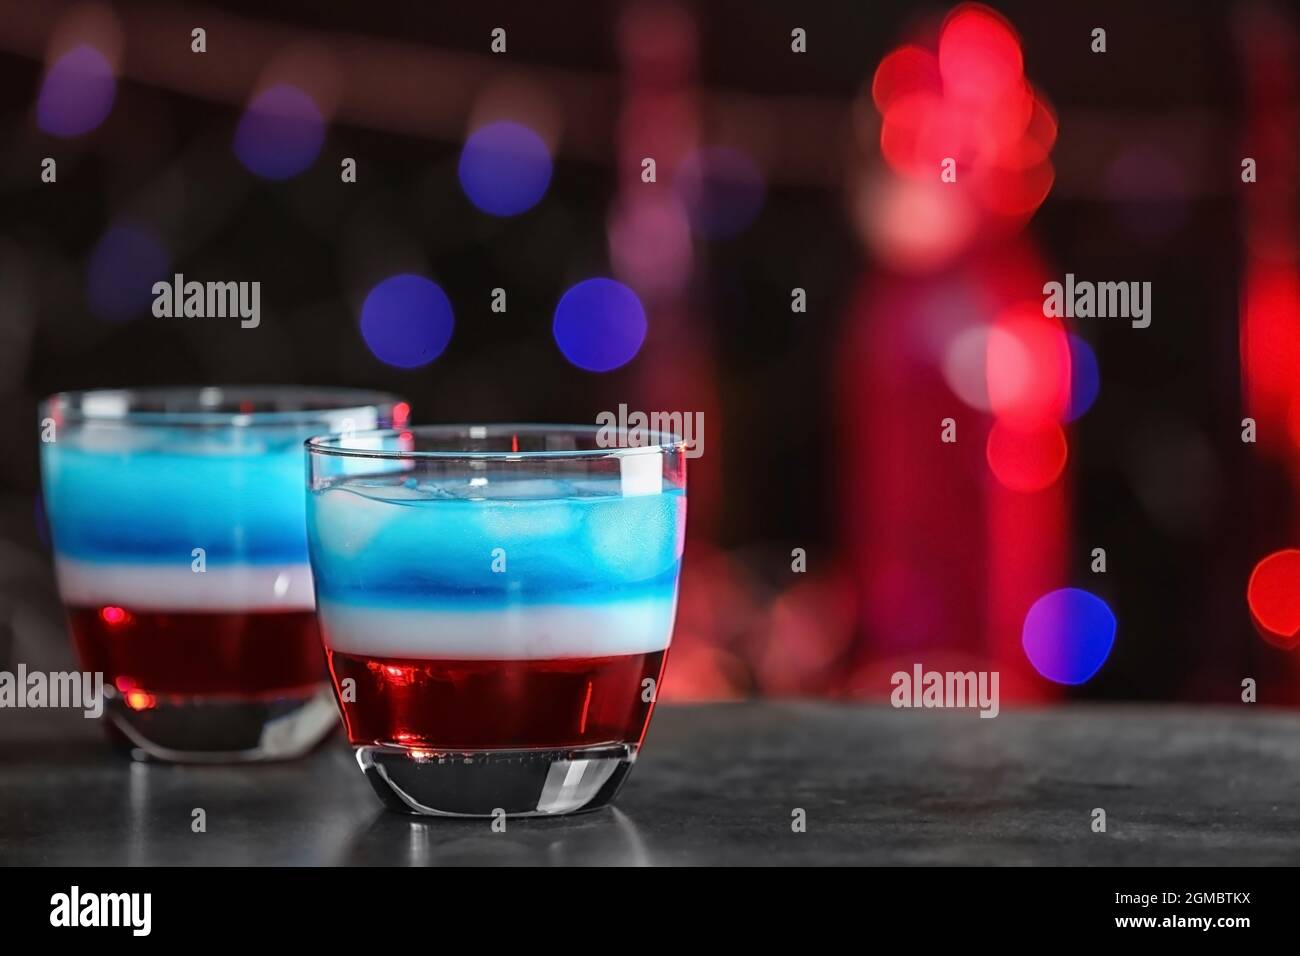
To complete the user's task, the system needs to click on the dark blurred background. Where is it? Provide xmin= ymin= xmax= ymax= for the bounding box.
xmin=1 ymin=0 xmax=1297 ymax=704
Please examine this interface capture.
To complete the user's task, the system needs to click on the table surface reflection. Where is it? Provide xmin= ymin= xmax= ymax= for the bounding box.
xmin=2 ymin=702 xmax=1299 ymax=865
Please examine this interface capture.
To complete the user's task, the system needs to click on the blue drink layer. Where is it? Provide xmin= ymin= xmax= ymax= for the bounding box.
xmin=42 ymin=426 xmax=314 ymax=565
xmin=307 ymin=474 xmax=686 ymax=610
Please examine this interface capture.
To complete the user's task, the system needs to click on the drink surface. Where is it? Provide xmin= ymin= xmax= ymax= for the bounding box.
xmin=307 ymin=472 xmax=686 ymax=749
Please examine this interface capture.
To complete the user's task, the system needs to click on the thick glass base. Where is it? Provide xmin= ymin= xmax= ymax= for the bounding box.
xmin=356 ymin=742 xmax=638 ymax=817
xmin=104 ymin=683 xmax=339 ymax=763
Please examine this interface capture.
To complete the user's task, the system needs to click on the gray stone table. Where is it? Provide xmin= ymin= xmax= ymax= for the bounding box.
xmin=2 ymin=702 xmax=1299 ymax=865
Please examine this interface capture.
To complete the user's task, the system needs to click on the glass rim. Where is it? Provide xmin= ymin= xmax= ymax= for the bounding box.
xmin=306 ymin=423 xmax=689 ymax=461
xmin=41 ymin=386 xmax=405 ymax=428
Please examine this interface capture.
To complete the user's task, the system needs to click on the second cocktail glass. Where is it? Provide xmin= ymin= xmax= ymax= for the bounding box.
xmin=40 ymin=386 xmax=406 ymax=762
xmin=304 ymin=425 xmax=688 ymax=816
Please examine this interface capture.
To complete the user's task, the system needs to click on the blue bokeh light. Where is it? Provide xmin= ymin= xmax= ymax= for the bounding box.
xmin=1022 ymin=587 xmax=1116 ymax=685
xmin=552 ymin=278 xmax=647 ymax=373
xmin=37 ymin=45 xmax=116 ymax=138
xmin=458 ymin=121 xmax=553 ymax=217
xmin=85 ymin=223 xmax=170 ymax=323
xmin=674 ymin=146 xmax=766 ymax=240
xmin=1065 ymin=333 xmax=1099 ymax=422
xmin=233 ymin=84 xmax=325 ymax=180
xmin=360 ymin=274 xmax=455 ymax=369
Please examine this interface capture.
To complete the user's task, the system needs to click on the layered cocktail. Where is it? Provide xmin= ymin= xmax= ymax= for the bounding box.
xmin=39 ymin=387 xmax=405 ymax=761
xmin=304 ymin=425 xmax=687 ymax=816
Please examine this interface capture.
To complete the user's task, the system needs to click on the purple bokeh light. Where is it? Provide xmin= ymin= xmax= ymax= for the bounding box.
xmin=85 ymin=223 xmax=170 ymax=323
xmin=37 ymin=45 xmax=116 ymax=138
xmin=1022 ymin=587 xmax=1116 ymax=685
xmin=458 ymin=121 xmax=553 ymax=217
xmin=233 ymin=84 xmax=325 ymax=180
xmin=552 ymin=278 xmax=647 ymax=373
xmin=1065 ymin=333 xmax=1100 ymax=422
xmin=360 ymin=274 xmax=455 ymax=369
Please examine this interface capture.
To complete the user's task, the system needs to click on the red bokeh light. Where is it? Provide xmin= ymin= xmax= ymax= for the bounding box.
xmin=868 ymin=1 xmax=1055 ymax=236
xmin=878 ymin=91 xmax=944 ymax=178
xmin=754 ymin=572 xmax=857 ymax=695
xmin=938 ymin=4 xmax=1024 ymax=104
xmin=391 ymin=401 xmax=410 ymax=428
xmin=99 ymin=605 xmax=130 ymax=626
xmin=986 ymin=305 xmax=1072 ymax=428
xmin=977 ymin=159 xmax=1055 ymax=218
xmin=871 ymin=44 xmax=940 ymax=115
xmin=994 ymin=93 xmax=1057 ymax=170
xmin=1242 ymin=264 xmax=1300 ymax=450
xmin=1248 ymin=549 xmax=1300 ymax=649
xmin=986 ymin=419 xmax=1068 ymax=493
xmin=124 ymin=690 xmax=157 ymax=711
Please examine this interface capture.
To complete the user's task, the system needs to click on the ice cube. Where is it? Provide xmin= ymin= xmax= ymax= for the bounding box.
xmin=582 ymin=492 xmax=683 ymax=582
xmin=311 ymin=484 xmax=406 ymax=554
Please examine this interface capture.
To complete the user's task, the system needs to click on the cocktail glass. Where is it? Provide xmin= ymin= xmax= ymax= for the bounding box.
xmin=40 ymin=386 xmax=407 ymax=761
xmin=304 ymin=424 xmax=687 ymax=816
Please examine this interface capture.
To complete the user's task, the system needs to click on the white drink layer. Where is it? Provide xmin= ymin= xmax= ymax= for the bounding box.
xmin=317 ymin=596 xmax=677 ymax=660
xmin=54 ymin=557 xmax=316 ymax=612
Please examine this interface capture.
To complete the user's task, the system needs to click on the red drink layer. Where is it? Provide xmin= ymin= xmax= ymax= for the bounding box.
xmin=67 ymin=605 xmax=327 ymax=702
xmin=325 ymin=648 xmax=668 ymax=751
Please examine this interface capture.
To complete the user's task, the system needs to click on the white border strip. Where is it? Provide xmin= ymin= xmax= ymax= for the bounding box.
xmin=54 ymin=557 xmax=316 ymax=612
xmin=319 ymin=596 xmax=676 ymax=660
